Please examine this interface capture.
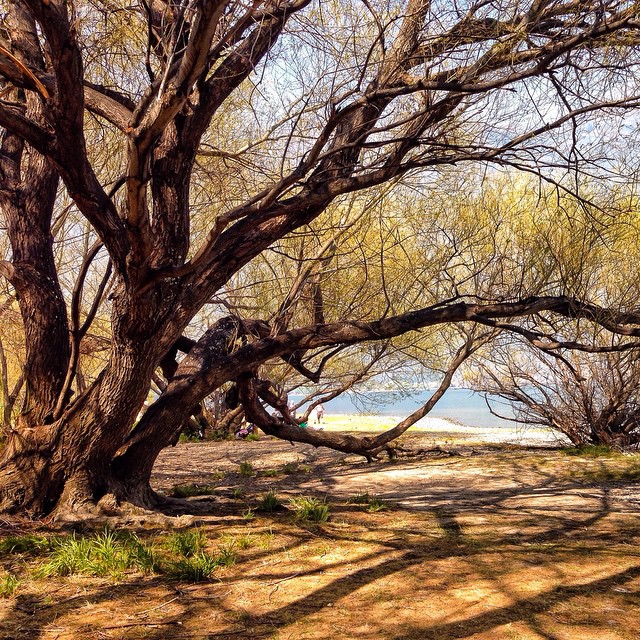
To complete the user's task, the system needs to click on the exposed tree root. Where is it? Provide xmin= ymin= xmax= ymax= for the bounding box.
xmin=47 ymin=474 xmax=207 ymax=527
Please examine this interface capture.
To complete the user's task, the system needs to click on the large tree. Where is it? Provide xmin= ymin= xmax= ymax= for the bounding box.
xmin=2 ymin=0 xmax=640 ymax=518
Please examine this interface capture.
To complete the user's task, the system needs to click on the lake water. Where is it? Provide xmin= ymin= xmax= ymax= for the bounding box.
xmin=291 ymin=388 xmax=515 ymax=429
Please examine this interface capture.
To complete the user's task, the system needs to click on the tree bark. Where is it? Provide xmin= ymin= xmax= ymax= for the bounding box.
xmin=0 ymin=133 xmax=69 ymax=425
xmin=0 ymin=276 xmax=180 ymax=515
xmin=110 ymin=317 xmax=248 ymax=498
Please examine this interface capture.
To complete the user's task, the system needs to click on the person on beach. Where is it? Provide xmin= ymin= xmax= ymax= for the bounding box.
xmin=235 ymin=421 xmax=255 ymax=439
xmin=315 ymin=403 xmax=325 ymax=424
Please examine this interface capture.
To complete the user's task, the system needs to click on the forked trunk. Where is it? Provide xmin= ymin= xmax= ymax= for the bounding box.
xmin=0 ymin=330 xmax=161 ymax=517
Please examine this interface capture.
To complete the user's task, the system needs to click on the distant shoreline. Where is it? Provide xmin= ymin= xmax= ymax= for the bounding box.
xmin=291 ymin=388 xmax=515 ymax=429
xmin=308 ymin=413 xmax=563 ymax=446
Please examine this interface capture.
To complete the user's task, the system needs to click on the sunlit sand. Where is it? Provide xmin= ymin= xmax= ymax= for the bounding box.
xmin=308 ymin=413 xmax=561 ymax=445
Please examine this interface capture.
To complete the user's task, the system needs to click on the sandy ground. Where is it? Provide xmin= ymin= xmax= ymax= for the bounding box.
xmin=149 ymin=418 xmax=595 ymax=514
xmin=3 ymin=418 xmax=640 ymax=640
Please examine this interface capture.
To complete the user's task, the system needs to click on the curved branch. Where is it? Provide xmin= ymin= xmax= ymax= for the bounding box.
xmin=84 ymin=84 xmax=133 ymax=131
xmin=240 ymin=329 xmax=494 ymax=458
xmin=52 ymin=242 xmax=111 ymax=421
xmin=0 ymin=102 xmax=53 ymax=153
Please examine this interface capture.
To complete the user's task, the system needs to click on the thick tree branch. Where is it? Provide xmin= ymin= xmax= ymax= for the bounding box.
xmin=240 ymin=328 xmax=493 ymax=458
xmin=13 ymin=0 xmax=130 ymax=271
xmin=0 ymin=102 xmax=53 ymax=152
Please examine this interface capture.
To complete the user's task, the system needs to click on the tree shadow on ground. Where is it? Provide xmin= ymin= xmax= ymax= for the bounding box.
xmin=2 ymin=492 xmax=638 ymax=639
xmin=3 ymin=443 xmax=640 ymax=639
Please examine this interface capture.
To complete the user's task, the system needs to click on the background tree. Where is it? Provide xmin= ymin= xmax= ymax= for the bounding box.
xmin=2 ymin=0 xmax=640 ymax=518
xmin=466 ymin=178 xmax=640 ymax=448
xmin=474 ymin=336 xmax=640 ymax=448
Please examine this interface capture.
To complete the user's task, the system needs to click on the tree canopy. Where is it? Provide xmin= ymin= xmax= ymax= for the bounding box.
xmin=2 ymin=0 xmax=640 ymax=518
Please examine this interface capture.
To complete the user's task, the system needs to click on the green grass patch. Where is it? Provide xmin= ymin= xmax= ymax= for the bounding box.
xmin=165 ymin=529 xmax=207 ymax=557
xmin=0 ymin=534 xmax=50 ymax=556
xmin=348 ymin=492 xmax=388 ymax=512
xmin=239 ymin=461 xmax=255 ymax=477
xmin=165 ymin=536 xmax=237 ymax=582
xmin=36 ymin=529 xmax=158 ymax=579
xmin=171 ymin=482 xmax=220 ymax=498
xmin=289 ymin=496 xmax=330 ymax=522
xmin=365 ymin=497 xmax=388 ymax=513
xmin=216 ymin=542 xmax=238 ymax=567
xmin=580 ymin=462 xmax=640 ymax=483
xmin=221 ymin=533 xmax=254 ymax=550
xmin=257 ymin=491 xmax=282 ymax=513
xmin=561 ymin=445 xmax=618 ymax=457
xmin=6 ymin=526 xmax=250 ymax=586
xmin=166 ymin=552 xmax=220 ymax=582
xmin=242 ymin=508 xmax=256 ymax=520
xmin=0 ymin=574 xmax=18 ymax=598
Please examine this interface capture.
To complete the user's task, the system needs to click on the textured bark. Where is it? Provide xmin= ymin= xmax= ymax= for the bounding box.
xmin=2 ymin=0 xmax=640 ymax=519
xmin=111 ymin=317 xmax=248 ymax=495
xmin=0 ymin=132 xmax=68 ymax=424
xmin=0 ymin=269 xmax=181 ymax=515
xmin=0 ymin=329 xmax=158 ymax=515
xmin=0 ymin=5 xmax=69 ymax=426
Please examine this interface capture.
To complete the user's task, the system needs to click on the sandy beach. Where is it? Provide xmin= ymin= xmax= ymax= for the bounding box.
xmin=308 ymin=413 xmax=563 ymax=446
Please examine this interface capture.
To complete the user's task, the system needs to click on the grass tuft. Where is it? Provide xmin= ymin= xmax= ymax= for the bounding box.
xmin=216 ymin=542 xmax=238 ymax=567
xmin=171 ymin=482 xmax=220 ymax=498
xmin=166 ymin=529 xmax=207 ymax=558
xmin=348 ymin=492 xmax=388 ymax=512
xmin=233 ymin=534 xmax=254 ymax=549
xmin=0 ymin=534 xmax=50 ymax=556
xmin=0 ymin=574 xmax=18 ymax=598
xmin=257 ymin=490 xmax=282 ymax=513
xmin=166 ymin=552 xmax=219 ymax=582
xmin=239 ymin=461 xmax=255 ymax=477
xmin=366 ymin=497 xmax=388 ymax=513
xmin=124 ymin=533 xmax=160 ymax=573
xmin=221 ymin=533 xmax=254 ymax=550
xmin=36 ymin=529 xmax=156 ymax=579
xmin=289 ymin=496 xmax=330 ymax=522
